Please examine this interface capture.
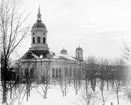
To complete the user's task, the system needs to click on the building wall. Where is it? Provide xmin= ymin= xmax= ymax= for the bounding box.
xmin=18 ymin=58 xmax=86 ymax=82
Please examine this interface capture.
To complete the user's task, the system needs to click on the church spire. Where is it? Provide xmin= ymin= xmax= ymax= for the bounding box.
xmin=37 ymin=5 xmax=41 ymax=22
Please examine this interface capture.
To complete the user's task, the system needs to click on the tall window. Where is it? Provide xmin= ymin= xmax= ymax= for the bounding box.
xmin=78 ymin=53 xmax=80 ymax=58
xmin=65 ymin=68 xmax=68 ymax=77
xmin=25 ymin=68 xmax=29 ymax=78
xmin=69 ymin=68 xmax=72 ymax=76
xmin=74 ymin=68 xmax=76 ymax=77
xmin=52 ymin=68 xmax=55 ymax=78
xmin=33 ymin=37 xmax=35 ymax=43
xmin=82 ymin=68 xmax=84 ymax=76
xmin=37 ymin=37 xmax=40 ymax=43
xmin=56 ymin=68 xmax=58 ymax=77
xmin=30 ymin=68 xmax=34 ymax=78
xmin=43 ymin=37 xmax=45 ymax=44
xmin=59 ymin=68 xmax=61 ymax=77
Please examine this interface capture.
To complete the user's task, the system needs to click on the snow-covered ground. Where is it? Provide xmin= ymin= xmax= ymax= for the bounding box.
xmin=0 ymin=82 xmax=131 ymax=105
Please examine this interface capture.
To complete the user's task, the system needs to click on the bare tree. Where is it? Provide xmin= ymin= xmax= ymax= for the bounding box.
xmin=36 ymin=58 xmax=52 ymax=99
xmin=59 ymin=60 xmax=70 ymax=96
xmin=74 ymin=67 xmax=81 ymax=95
xmin=86 ymin=56 xmax=97 ymax=91
xmin=122 ymin=42 xmax=131 ymax=64
xmin=121 ymin=38 xmax=131 ymax=104
xmin=96 ymin=58 xmax=111 ymax=105
xmin=79 ymin=81 xmax=98 ymax=105
xmin=59 ymin=74 xmax=65 ymax=97
xmin=111 ymin=59 xmax=125 ymax=105
xmin=111 ymin=80 xmax=122 ymax=105
xmin=100 ymin=59 xmax=110 ymax=90
xmin=0 ymin=0 xmax=29 ymax=103
xmin=96 ymin=78 xmax=112 ymax=105
xmin=5 ymin=84 xmax=25 ymax=105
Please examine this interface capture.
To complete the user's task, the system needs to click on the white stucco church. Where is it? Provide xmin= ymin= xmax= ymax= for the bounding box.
xmin=18 ymin=7 xmax=86 ymax=81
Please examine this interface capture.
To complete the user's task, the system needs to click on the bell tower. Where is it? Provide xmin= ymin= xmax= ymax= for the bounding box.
xmin=76 ymin=46 xmax=83 ymax=61
xmin=29 ymin=6 xmax=49 ymax=52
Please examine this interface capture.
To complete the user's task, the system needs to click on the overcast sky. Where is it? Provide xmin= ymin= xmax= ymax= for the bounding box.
xmin=12 ymin=0 xmax=131 ymax=60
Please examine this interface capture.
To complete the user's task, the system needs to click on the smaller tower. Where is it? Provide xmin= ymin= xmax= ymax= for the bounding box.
xmin=61 ymin=48 xmax=67 ymax=55
xmin=76 ymin=46 xmax=83 ymax=61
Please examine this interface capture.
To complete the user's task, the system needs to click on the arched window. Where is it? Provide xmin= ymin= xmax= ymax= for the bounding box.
xmin=65 ymin=68 xmax=68 ymax=77
xmin=82 ymin=68 xmax=84 ymax=76
xmin=33 ymin=37 xmax=35 ymax=43
xmin=59 ymin=68 xmax=61 ymax=77
xmin=21 ymin=69 xmax=24 ymax=79
xmin=52 ymin=68 xmax=55 ymax=78
xmin=56 ymin=68 xmax=58 ymax=77
xmin=43 ymin=37 xmax=45 ymax=44
xmin=25 ymin=68 xmax=29 ymax=78
xmin=81 ymin=52 xmax=82 ymax=56
xmin=74 ymin=68 xmax=76 ymax=77
xmin=30 ymin=68 xmax=34 ymax=78
xmin=78 ymin=68 xmax=80 ymax=76
xmin=69 ymin=68 xmax=72 ymax=76
xmin=78 ymin=53 xmax=80 ymax=58
xmin=37 ymin=37 xmax=40 ymax=43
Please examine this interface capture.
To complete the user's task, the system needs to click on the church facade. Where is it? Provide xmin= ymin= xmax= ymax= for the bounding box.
xmin=18 ymin=7 xmax=86 ymax=82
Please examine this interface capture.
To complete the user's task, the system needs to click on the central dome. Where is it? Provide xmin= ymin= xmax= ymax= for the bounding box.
xmin=32 ymin=20 xmax=46 ymax=29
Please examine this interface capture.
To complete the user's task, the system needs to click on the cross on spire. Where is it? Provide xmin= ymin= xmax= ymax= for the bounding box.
xmin=37 ymin=5 xmax=41 ymax=22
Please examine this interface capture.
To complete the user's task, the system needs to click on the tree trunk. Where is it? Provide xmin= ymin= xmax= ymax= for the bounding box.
xmin=2 ymin=81 xmax=7 ymax=103
xmin=1 ymin=58 xmax=8 ymax=103
xmin=107 ymin=79 xmax=109 ymax=90
xmin=85 ymin=79 xmax=88 ymax=95
xmin=102 ymin=90 xmax=105 ymax=105
xmin=116 ymin=91 xmax=119 ymax=105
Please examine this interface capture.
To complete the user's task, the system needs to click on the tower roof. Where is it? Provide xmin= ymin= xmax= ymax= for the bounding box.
xmin=32 ymin=6 xmax=46 ymax=29
xmin=61 ymin=48 xmax=67 ymax=54
xmin=76 ymin=46 xmax=83 ymax=51
xmin=32 ymin=22 xmax=46 ymax=29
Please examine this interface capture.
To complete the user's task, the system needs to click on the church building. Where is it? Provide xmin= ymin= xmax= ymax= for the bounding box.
xmin=18 ymin=7 xmax=86 ymax=82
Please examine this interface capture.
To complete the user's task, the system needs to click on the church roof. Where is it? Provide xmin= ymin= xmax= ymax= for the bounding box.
xmin=20 ymin=50 xmax=51 ymax=59
xmin=53 ymin=53 xmax=77 ymax=61
xmin=20 ymin=50 xmax=38 ymax=59
xmin=20 ymin=50 xmax=78 ymax=62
